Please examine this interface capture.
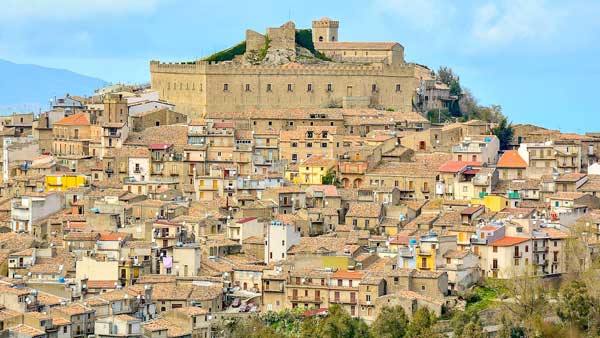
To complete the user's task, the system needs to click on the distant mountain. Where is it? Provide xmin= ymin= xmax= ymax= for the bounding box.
xmin=0 ymin=58 xmax=107 ymax=113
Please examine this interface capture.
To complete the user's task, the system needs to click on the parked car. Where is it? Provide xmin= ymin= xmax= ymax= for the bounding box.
xmin=239 ymin=303 xmax=250 ymax=312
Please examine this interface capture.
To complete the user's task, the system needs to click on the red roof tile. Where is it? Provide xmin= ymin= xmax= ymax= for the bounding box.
xmin=497 ymin=150 xmax=527 ymax=168
xmin=331 ymin=270 xmax=364 ymax=279
xmin=149 ymin=143 xmax=173 ymax=150
xmin=489 ymin=236 xmax=529 ymax=247
xmin=54 ymin=113 xmax=90 ymax=126
xmin=439 ymin=160 xmax=482 ymax=173
xmin=236 ymin=217 xmax=257 ymax=224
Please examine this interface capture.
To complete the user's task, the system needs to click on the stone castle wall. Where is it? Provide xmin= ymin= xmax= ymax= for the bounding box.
xmin=150 ymin=61 xmax=432 ymax=119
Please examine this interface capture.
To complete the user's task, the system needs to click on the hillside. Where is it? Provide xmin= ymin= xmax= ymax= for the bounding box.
xmin=0 ymin=58 xmax=107 ymax=112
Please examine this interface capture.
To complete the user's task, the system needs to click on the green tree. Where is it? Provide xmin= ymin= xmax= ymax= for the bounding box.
xmin=219 ymin=316 xmax=279 ymax=338
xmin=498 ymin=265 xmax=549 ymax=337
xmin=493 ymin=117 xmax=514 ymax=150
xmin=462 ymin=319 xmax=486 ymax=338
xmin=557 ymin=280 xmax=595 ymax=333
xmin=322 ymin=171 xmax=337 ymax=185
xmin=405 ymin=307 xmax=438 ymax=338
xmin=300 ymin=305 xmax=371 ymax=338
xmin=370 ymin=305 xmax=409 ymax=338
xmin=437 ymin=66 xmax=459 ymax=86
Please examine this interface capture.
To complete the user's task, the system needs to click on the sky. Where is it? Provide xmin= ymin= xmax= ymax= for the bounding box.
xmin=1 ymin=0 xmax=599 ymax=132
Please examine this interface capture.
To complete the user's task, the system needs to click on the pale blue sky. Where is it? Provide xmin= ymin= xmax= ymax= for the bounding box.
xmin=1 ymin=0 xmax=599 ymax=132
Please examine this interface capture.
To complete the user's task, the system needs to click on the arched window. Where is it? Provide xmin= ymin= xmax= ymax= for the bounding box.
xmin=319 ymin=36 xmax=323 ymax=42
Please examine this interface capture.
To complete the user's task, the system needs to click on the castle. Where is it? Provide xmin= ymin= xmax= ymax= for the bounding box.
xmin=150 ymin=18 xmax=433 ymax=118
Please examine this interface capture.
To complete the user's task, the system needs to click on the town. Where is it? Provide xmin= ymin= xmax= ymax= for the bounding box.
xmin=1 ymin=17 xmax=599 ymax=338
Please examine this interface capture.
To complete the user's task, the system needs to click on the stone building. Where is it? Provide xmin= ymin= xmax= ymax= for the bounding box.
xmin=149 ymin=18 xmax=433 ymax=118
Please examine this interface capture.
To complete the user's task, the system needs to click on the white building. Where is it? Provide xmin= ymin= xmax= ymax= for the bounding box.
xmin=227 ymin=217 xmax=264 ymax=243
xmin=11 ymin=192 xmax=63 ymax=235
xmin=452 ymin=135 xmax=500 ymax=165
xmin=128 ymin=156 xmax=150 ymax=182
xmin=264 ymin=220 xmax=301 ymax=264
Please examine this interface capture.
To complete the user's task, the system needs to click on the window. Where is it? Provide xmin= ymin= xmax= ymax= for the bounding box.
xmin=395 ymin=84 xmax=401 ymax=92
xmin=365 ymin=220 xmax=370 ymax=228
xmin=322 ymin=143 xmax=327 ymax=148
xmin=446 ymin=257 xmax=451 ymax=264
xmin=372 ymin=84 xmax=377 ymax=92
xmin=287 ymin=84 xmax=293 ymax=92
xmin=493 ymin=246 xmax=498 ymax=253
xmin=245 ymin=84 xmax=251 ymax=92
xmin=352 ymin=219 xmax=357 ymax=226
xmin=291 ymin=142 xmax=298 ymax=148
xmin=307 ymin=131 xmax=313 ymax=138
xmin=307 ymin=83 xmax=313 ymax=92
xmin=307 ymin=142 xmax=313 ymax=148
xmin=266 ymin=84 xmax=272 ymax=92
xmin=337 ymin=279 xmax=343 ymax=287
xmin=291 ymin=154 xmax=297 ymax=162
xmin=268 ymin=121 xmax=273 ymax=126
xmin=327 ymin=83 xmax=333 ymax=92
xmin=223 ymin=83 xmax=229 ymax=91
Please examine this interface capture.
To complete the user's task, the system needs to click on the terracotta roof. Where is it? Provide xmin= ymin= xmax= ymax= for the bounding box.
xmin=143 ymin=318 xmax=190 ymax=337
xmin=55 ymin=303 xmax=93 ymax=315
xmin=497 ymin=150 xmax=527 ymax=168
xmin=10 ymin=324 xmax=45 ymax=336
xmin=331 ymin=269 xmax=364 ymax=279
xmin=438 ymin=160 xmax=482 ymax=173
xmin=54 ymin=113 xmax=90 ymax=126
xmin=86 ymin=280 xmax=119 ymax=289
xmin=301 ymin=154 xmax=336 ymax=167
xmin=461 ymin=205 xmax=484 ymax=216
xmin=315 ymin=41 xmax=399 ymax=50
xmin=346 ymin=202 xmax=381 ymax=218
xmin=489 ymin=236 xmax=529 ymax=247
xmin=149 ymin=143 xmax=173 ymax=150
xmin=556 ymin=172 xmax=587 ymax=183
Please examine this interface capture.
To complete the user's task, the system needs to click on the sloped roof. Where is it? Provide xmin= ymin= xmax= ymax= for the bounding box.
xmin=54 ymin=113 xmax=90 ymax=126
xmin=497 ymin=150 xmax=527 ymax=168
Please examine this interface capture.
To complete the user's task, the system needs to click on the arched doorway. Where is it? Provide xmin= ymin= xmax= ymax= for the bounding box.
xmin=341 ymin=178 xmax=350 ymax=188
xmin=353 ymin=178 xmax=363 ymax=188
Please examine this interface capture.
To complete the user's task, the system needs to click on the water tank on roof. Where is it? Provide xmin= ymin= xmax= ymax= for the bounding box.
xmin=58 ymin=277 xmax=65 ymax=283
xmin=485 ymin=137 xmax=491 ymax=142
xmin=409 ymin=238 xmax=417 ymax=245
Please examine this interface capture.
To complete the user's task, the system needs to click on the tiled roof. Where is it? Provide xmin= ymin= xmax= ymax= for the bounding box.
xmin=55 ymin=303 xmax=93 ymax=315
xmin=54 ymin=113 xmax=90 ymax=126
xmin=315 ymin=41 xmax=399 ymax=50
xmin=300 ymin=154 xmax=336 ymax=167
xmin=438 ymin=160 xmax=482 ymax=173
xmin=497 ymin=150 xmax=527 ymax=168
xmin=489 ymin=236 xmax=529 ymax=247
xmin=346 ymin=202 xmax=381 ymax=218
xmin=331 ymin=269 xmax=364 ymax=279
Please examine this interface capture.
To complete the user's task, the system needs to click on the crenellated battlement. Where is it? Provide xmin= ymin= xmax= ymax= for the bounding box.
xmin=149 ymin=59 xmax=420 ymax=76
xmin=149 ymin=17 xmax=433 ymax=119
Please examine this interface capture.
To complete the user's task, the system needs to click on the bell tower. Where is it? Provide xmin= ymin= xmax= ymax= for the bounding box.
xmin=312 ymin=17 xmax=339 ymax=43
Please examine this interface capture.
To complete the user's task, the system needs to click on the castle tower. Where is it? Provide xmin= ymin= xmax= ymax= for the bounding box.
xmin=312 ymin=17 xmax=339 ymax=43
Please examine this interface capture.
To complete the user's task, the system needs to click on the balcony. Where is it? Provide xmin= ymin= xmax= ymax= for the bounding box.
xmin=533 ymin=246 xmax=548 ymax=253
xmin=329 ymin=297 xmax=357 ymax=305
xmin=288 ymin=295 xmax=325 ymax=303
xmin=12 ymin=201 xmax=28 ymax=209
xmin=508 ymin=192 xmax=521 ymax=199
xmin=513 ymin=252 xmax=522 ymax=258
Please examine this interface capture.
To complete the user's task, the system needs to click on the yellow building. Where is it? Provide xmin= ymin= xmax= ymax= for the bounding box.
xmin=293 ymin=155 xmax=336 ymax=185
xmin=471 ymin=195 xmax=511 ymax=212
xmin=45 ymin=173 xmax=88 ymax=191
